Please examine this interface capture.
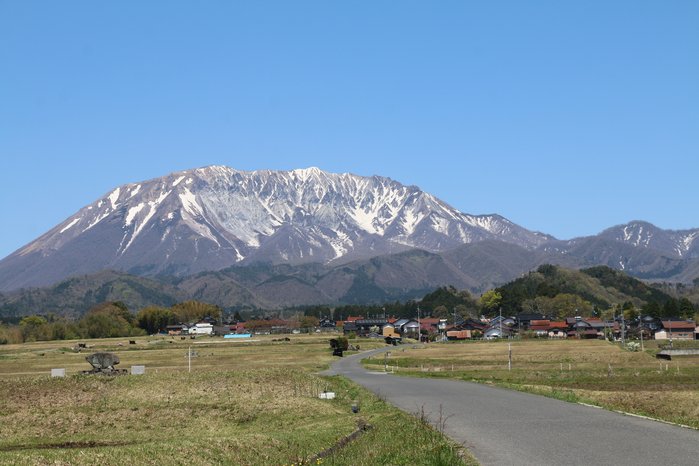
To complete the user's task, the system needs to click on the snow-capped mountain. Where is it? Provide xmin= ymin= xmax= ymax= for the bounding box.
xmin=0 ymin=166 xmax=552 ymax=291
xmin=596 ymin=221 xmax=699 ymax=259
xmin=539 ymin=221 xmax=699 ymax=278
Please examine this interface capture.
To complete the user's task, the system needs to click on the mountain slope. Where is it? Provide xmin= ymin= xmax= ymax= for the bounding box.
xmin=0 ymin=271 xmax=186 ymax=320
xmin=495 ymin=264 xmax=675 ymax=314
xmin=0 ymin=245 xmax=528 ymax=317
xmin=0 ymin=166 xmax=551 ymax=291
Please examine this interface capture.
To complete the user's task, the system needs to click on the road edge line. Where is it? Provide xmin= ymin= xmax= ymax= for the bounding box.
xmin=576 ymin=402 xmax=698 ymax=431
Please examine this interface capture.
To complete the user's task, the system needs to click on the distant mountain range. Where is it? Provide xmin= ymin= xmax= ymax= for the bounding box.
xmin=0 ymin=166 xmax=698 ymax=315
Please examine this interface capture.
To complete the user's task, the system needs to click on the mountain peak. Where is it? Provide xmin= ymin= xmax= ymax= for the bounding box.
xmin=0 ymin=166 xmax=550 ymax=291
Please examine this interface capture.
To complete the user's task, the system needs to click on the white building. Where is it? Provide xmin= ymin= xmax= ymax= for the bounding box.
xmin=190 ymin=322 xmax=214 ymax=335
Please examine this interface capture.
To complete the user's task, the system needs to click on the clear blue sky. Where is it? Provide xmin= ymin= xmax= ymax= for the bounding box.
xmin=1 ymin=1 xmax=698 ymax=259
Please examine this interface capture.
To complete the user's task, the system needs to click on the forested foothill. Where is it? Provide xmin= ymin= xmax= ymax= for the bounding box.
xmin=493 ymin=265 xmax=698 ymax=320
xmin=1 ymin=265 xmax=697 ymax=345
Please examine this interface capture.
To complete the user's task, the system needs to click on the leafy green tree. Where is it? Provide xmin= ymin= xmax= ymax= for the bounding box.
xmin=137 ymin=306 xmax=177 ymax=334
xmin=643 ymin=301 xmax=661 ymax=318
xmin=420 ymin=287 xmax=478 ymax=315
xmin=172 ymin=301 xmax=222 ymax=323
xmin=547 ymin=294 xmax=593 ymax=319
xmin=19 ymin=315 xmax=47 ymax=327
xmin=48 ymin=320 xmax=80 ymax=340
xmin=432 ymin=305 xmax=448 ymax=318
xmin=599 ymin=307 xmax=616 ymax=321
xmin=454 ymin=304 xmax=477 ymax=320
xmin=79 ymin=302 xmax=144 ymax=339
xmin=678 ymin=298 xmax=695 ymax=319
xmin=300 ymin=315 xmax=319 ymax=329
xmin=480 ymin=290 xmax=502 ymax=315
xmin=0 ymin=325 xmax=22 ymax=344
xmin=622 ymin=301 xmax=639 ymax=321
xmin=19 ymin=315 xmax=48 ymax=342
xmin=662 ymin=299 xmax=679 ymax=318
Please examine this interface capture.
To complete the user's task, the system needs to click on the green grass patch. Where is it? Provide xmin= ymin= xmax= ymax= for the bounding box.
xmin=0 ymin=335 xmax=476 ymax=465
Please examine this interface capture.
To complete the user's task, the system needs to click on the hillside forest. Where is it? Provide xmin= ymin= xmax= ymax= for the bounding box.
xmin=1 ymin=265 xmax=697 ymax=345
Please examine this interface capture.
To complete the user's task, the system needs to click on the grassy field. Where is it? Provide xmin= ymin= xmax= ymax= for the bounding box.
xmin=0 ymin=334 xmax=475 ymax=465
xmin=363 ymin=339 xmax=699 ymax=429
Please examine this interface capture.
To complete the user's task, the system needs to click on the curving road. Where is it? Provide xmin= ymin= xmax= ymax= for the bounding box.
xmin=321 ymin=347 xmax=699 ymax=466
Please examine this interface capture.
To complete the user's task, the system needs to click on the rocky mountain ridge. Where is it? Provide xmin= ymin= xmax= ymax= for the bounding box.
xmin=0 ymin=166 xmax=697 ymax=297
xmin=0 ymin=166 xmax=550 ymax=291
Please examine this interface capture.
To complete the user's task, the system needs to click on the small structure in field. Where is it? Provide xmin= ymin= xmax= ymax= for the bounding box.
xmin=82 ymin=352 xmax=127 ymax=375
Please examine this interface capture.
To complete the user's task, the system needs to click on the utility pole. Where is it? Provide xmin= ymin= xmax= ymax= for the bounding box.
xmin=518 ymin=316 xmax=521 ymax=340
xmin=499 ymin=307 xmax=503 ymax=339
xmin=417 ymin=305 xmax=421 ymax=342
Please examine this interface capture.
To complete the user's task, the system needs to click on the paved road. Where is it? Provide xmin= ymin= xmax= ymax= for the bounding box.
xmin=321 ymin=347 xmax=699 ymax=466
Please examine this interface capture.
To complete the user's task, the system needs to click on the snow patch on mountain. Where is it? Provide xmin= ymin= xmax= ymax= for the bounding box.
xmin=108 ymin=188 xmax=121 ymax=209
xmin=125 ymin=203 xmax=145 ymax=226
xmin=59 ymin=218 xmax=80 ymax=234
xmin=129 ymin=185 xmax=141 ymax=198
xmin=179 ymin=188 xmax=203 ymax=217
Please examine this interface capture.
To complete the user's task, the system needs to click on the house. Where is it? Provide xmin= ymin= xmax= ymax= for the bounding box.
xmin=516 ymin=313 xmax=545 ymax=329
xmin=529 ymin=319 xmax=551 ymax=337
xmin=319 ymin=317 xmax=336 ymax=328
xmin=446 ymin=329 xmax=472 ymax=340
xmin=392 ymin=318 xmax=410 ymax=331
xmin=190 ymin=322 xmax=213 ymax=335
xmin=640 ymin=315 xmax=662 ymax=332
xmin=567 ymin=319 xmax=605 ymax=339
xmin=213 ymin=324 xmax=236 ymax=335
xmin=457 ymin=319 xmax=487 ymax=332
xmin=382 ymin=323 xmax=401 ymax=339
xmin=342 ymin=321 xmax=358 ymax=335
xmin=318 ymin=317 xmax=337 ymax=332
xmin=396 ymin=319 xmax=420 ymax=337
xmin=548 ymin=321 xmax=568 ymax=338
xmin=484 ymin=326 xmax=512 ymax=339
xmin=420 ymin=317 xmax=446 ymax=333
xmin=655 ymin=320 xmax=696 ymax=341
xmin=166 ymin=324 xmax=185 ymax=336
xmin=353 ymin=319 xmax=389 ymax=337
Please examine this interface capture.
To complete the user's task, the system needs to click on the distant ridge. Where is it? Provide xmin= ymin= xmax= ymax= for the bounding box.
xmin=0 ymin=166 xmax=698 ymax=300
xmin=0 ymin=166 xmax=550 ymax=291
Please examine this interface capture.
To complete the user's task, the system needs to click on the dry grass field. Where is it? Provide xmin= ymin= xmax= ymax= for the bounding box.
xmin=0 ymin=335 xmax=474 ymax=465
xmin=364 ymin=339 xmax=699 ymax=429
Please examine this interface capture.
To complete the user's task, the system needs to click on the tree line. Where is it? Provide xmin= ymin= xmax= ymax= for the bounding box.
xmin=0 ymin=300 xmax=223 ymax=344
